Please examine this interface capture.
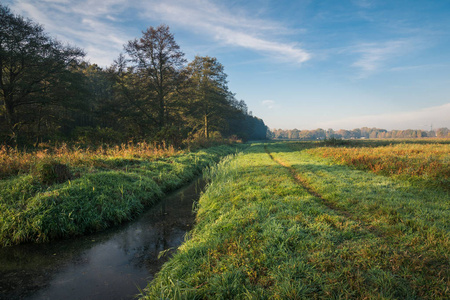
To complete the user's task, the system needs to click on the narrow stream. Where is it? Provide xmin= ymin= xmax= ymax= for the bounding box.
xmin=0 ymin=177 xmax=205 ymax=300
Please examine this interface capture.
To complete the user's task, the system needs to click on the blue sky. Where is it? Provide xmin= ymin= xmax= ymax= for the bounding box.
xmin=5 ymin=0 xmax=450 ymax=130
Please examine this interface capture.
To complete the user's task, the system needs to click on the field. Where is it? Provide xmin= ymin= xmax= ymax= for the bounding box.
xmin=0 ymin=143 xmax=240 ymax=246
xmin=142 ymin=141 xmax=449 ymax=299
xmin=306 ymin=140 xmax=450 ymax=191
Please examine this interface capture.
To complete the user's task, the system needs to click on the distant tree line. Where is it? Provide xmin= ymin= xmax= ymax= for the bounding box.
xmin=270 ymin=127 xmax=450 ymax=140
xmin=0 ymin=5 xmax=268 ymax=146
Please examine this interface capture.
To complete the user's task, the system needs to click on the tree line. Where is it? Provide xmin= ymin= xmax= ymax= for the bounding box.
xmin=0 ymin=5 xmax=268 ymax=146
xmin=270 ymin=127 xmax=450 ymax=140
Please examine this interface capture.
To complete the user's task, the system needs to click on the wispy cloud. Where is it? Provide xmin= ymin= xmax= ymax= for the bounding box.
xmin=7 ymin=0 xmax=310 ymax=66
xmin=352 ymin=0 xmax=374 ymax=9
xmin=9 ymin=0 xmax=130 ymax=66
xmin=214 ymin=28 xmax=310 ymax=64
xmin=262 ymin=100 xmax=279 ymax=109
xmin=389 ymin=63 xmax=448 ymax=72
xmin=351 ymin=40 xmax=410 ymax=75
xmin=142 ymin=0 xmax=311 ymax=64
xmin=317 ymin=103 xmax=450 ymax=130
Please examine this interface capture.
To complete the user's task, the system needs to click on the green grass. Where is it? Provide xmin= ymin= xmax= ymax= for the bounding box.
xmin=0 ymin=145 xmax=240 ymax=246
xmin=141 ymin=142 xmax=449 ymax=299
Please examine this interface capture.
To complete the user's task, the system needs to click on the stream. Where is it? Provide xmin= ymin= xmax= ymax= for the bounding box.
xmin=0 ymin=177 xmax=206 ymax=300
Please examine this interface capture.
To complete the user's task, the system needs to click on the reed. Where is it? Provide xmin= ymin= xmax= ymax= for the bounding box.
xmin=0 ymin=142 xmax=179 ymax=180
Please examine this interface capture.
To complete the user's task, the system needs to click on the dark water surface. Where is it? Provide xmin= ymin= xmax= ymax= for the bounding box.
xmin=0 ymin=178 xmax=205 ymax=300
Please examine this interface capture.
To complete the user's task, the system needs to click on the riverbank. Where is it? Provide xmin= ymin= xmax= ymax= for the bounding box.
xmin=0 ymin=177 xmax=205 ymax=300
xmin=0 ymin=144 xmax=241 ymax=246
xmin=142 ymin=142 xmax=449 ymax=299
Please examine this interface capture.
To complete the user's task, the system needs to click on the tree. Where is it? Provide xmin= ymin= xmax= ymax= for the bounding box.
xmin=185 ymin=56 xmax=231 ymax=138
xmin=0 ymin=4 xmax=84 ymax=144
xmin=351 ymin=128 xmax=361 ymax=139
xmin=436 ymin=127 xmax=449 ymax=138
xmin=326 ymin=128 xmax=335 ymax=139
xmin=124 ymin=25 xmax=186 ymax=135
xmin=107 ymin=54 xmax=154 ymax=138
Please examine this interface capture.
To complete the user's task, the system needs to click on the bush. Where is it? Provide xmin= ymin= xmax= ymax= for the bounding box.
xmin=323 ymin=137 xmax=352 ymax=146
xmin=35 ymin=160 xmax=73 ymax=185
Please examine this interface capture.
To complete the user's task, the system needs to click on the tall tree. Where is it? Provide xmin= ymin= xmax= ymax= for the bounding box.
xmin=185 ymin=56 xmax=231 ymax=138
xmin=124 ymin=25 xmax=186 ymax=134
xmin=0 ymin=4 xmax=84 ymax=144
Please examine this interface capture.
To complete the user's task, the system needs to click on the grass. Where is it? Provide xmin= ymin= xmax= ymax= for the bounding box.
xmin=141 ymin=141 xmax=449 ymax=299
xmin=306 ymin=141 xmax=450 ymax=191
xmin=0 ymin=142 xmax=179 ymax=180
xmin=0 ymin=144 xmax=241 ymax=246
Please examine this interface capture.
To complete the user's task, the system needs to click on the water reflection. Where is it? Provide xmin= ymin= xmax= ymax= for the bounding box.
xmin=0 ymin=178 xmax=205 ymax=300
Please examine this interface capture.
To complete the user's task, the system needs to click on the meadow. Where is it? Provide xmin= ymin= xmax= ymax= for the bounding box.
xmin=306 ymin=140 xmax=450 ymax=191
xmin=142 ymin=141 xmax=449 ymax=299
xmin=0 ymin=143 xmax=241 ymax=246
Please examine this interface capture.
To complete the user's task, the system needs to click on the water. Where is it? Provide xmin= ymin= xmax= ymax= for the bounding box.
xmin=0 ymin=178 xmax=205 ymax=300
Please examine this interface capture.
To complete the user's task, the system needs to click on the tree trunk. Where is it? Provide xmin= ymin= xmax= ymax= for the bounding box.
xmin=159 ymin=94 xmax=165 ymax=130
xmin=3 ymin=95 xmax=18 ymax=144
xmin=204 ymin=113 xmax=208 ymax=139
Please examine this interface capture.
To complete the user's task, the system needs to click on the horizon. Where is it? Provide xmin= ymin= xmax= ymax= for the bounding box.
xmin=4 ymin=0 xmax=450 ymax=131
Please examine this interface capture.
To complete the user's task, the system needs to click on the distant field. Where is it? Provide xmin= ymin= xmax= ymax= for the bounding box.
xmin=305 ymin=140 xmax=450 ymax=191
xmin=143 ymin=141 xmax=449 ymax=299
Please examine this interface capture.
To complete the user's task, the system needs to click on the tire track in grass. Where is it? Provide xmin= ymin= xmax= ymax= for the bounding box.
xmin=263 ymin=144 xmax=424 ymax=298
xmin=264 ymin=145 xmax=384 ymax=238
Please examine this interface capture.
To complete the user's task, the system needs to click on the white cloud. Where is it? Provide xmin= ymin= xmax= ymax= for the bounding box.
xmin=13 ymin=2 xmax=54 ymax=28
xmin=351 ymin=40 xmax=410 ymax=76
xmin=7 ymin=0 xmax=310 ymax=67
xmin=352 ymin=0 xmax=373 ymax=8
xmin=316 ymin=103 xmax=450 ymax=130
xmin=215 ymin=28 xmax=310 ymax=64
xmin=141 ymin=0 xmax=311 ymax=64
xmin=389 ymin=64 xmax=448 ymax=72
xmin=8 ymin=0 xmax=133 ymax=67
xmin=262 ymin=100 xmax=279 ymax=109
xmin=41 ymin=0 xmax=70 ymax=3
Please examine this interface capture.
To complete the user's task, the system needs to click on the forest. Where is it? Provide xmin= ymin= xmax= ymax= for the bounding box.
xmin=0 ymin=4 xmax=268 ymax=147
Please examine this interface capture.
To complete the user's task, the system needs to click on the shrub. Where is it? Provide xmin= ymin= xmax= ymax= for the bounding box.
xmin=35 ymin=160 xmax=73 ymax=185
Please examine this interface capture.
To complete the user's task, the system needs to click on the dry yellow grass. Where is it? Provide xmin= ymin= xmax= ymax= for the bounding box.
xmin=0 ymin=142 xmax=180 ymax=179
xmin=308 ymin=143 xmax=450 ymax=190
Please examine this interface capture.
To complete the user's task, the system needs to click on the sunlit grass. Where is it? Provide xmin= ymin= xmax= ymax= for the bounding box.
xmin=0 ymin=142 xmax=179 ymax=180
xmin=271 ymin=142 xmax=450 ymax=298
xmin=306 ymin=142 xmax=450 ymax=191
xmin=142 ymin=142 xmax=449 ymax=299
xmin=0 ymin=145 xmax=240 ymax=246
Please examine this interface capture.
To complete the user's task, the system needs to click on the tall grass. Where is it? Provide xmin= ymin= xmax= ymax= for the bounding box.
xmin=307 ymin=143 xmax=450 ymax=190
xmin=0 ymin=142 xmax=179 ymax=180
xmin=0 ymin=145 xmax=240 ymax=246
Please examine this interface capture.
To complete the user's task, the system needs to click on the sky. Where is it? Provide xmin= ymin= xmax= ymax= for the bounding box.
xmin=4 ymin=0 xmax=450 ymax=130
